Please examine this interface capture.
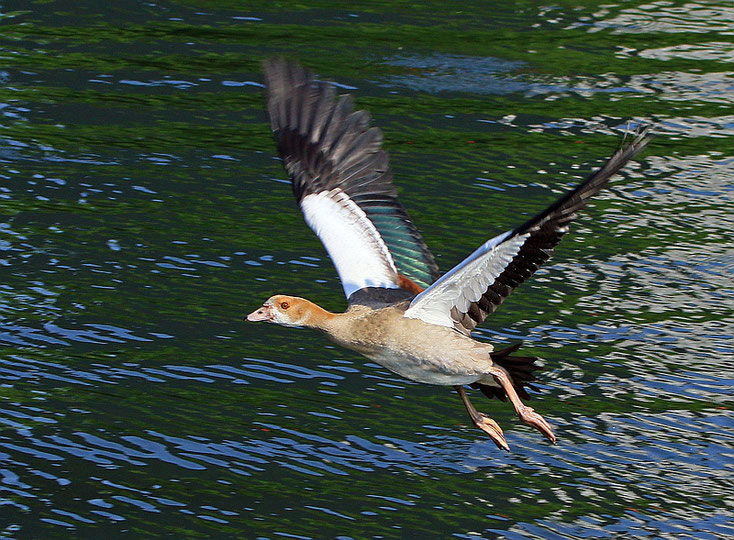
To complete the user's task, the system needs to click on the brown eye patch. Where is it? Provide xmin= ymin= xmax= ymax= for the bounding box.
xmin=280 ymin=301 xmax=290 ymax=310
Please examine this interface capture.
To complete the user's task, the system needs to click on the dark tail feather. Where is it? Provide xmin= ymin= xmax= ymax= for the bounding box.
xmin=469 ymin=343 xmax=542 ymax=401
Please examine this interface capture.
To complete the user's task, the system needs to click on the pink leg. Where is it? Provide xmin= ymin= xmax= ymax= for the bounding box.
xmin=454 ymin=385 xmax=510 ymax=452
xmin=489 ymin=367 xmax=556 ymax=444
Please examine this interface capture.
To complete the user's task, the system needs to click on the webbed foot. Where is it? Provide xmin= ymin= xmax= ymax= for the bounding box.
xmin=473 ymin=412 xmax=511 ymax=452
xmin=454 ymin=385 xmax=511 ymax=451
xmin=518 ymin=406 xmax=556 ymax=444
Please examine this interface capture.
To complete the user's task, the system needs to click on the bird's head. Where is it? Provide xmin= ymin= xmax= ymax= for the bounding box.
xmin=246 ymin=295 xmax=322 ymax=328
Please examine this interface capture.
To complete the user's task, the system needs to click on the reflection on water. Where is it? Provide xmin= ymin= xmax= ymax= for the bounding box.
xmin=1 ymin=0 xmax=733 ymax=537
xmin=382 ymin=53 xmax=651 ymax=98
xmin=384 ymin=54 xmax=532 ymax=95
xmin=639 ymin=42 xmax=734 ymax=63
xmin=588 ymin=1 xmax=734 ymax=34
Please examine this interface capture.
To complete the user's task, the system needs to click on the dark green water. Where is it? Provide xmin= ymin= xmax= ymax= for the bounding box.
xmin=1 ymin=1 xmax=733 ymax=537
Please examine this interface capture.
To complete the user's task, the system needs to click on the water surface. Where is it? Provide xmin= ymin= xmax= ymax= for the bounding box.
xmin=1 ymin=0 xmax=732 ymax=537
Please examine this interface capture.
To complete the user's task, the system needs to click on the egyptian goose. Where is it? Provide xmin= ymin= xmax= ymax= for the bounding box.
xmin=247 ymin=58 xmax=651 ymax=451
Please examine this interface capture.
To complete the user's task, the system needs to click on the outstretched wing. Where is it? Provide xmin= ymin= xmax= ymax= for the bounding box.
xmin=403 ymin=128 xmax=652 ymax=334
xmin=263 ymin=58 xmax=440 ymax=299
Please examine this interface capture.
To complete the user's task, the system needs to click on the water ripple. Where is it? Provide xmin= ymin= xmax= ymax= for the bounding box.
xmin=1 ymin=1 xmax=733 ymax=537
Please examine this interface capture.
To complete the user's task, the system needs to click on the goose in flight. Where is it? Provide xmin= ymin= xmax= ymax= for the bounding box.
xmin=247 ymin=58 xmax=651 ymax=451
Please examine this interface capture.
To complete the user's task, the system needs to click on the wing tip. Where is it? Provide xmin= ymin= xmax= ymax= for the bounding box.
xmin=513 ymin=124 xmax=654 ymax=236
xmin=609 ymin=122 xmax=654 ymax=169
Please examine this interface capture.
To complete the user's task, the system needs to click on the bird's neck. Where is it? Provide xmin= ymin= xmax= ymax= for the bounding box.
xmin=298 ymin=300 xmax=337 ymax=330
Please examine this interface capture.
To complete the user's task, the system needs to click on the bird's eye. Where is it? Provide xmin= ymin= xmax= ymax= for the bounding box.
xmin=280 ymin=301 xmax=290 ymax=310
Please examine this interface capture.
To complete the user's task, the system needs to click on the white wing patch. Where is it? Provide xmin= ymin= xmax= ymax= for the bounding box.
xmin=403 ymin=230 xmax=529 ymax=328
xmin=300 ymin=188 xmax=400 ymax=298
